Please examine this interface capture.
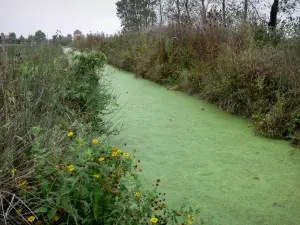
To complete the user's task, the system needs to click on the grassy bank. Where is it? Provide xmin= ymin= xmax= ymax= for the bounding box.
xmin=74 ymin=25 xmax=300 ymax=147
xmin=0 ymin=44 xmax=198 ymax=224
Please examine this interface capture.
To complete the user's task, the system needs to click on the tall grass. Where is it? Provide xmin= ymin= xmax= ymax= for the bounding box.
xmin=74 ymin=24 xmax=300 ymax=146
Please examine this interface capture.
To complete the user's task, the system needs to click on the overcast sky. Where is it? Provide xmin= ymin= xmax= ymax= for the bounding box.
xmin=0 ymin=0 xmax=121 ymax=38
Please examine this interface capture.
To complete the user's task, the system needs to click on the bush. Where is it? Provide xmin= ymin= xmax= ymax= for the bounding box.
xmin=15 ymin=127 xmax=199 ymax=225
xmin=67 ymin=50 xmax=117 ymax=134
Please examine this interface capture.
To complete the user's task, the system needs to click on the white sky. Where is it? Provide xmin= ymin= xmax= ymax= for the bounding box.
xmin=0 ymin=0 xmax=121 ymax=38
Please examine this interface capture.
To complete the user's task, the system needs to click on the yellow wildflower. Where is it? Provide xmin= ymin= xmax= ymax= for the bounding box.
xmin=11 ymin=168 xmax=17 ymax=174
xmin=112 ymin=146 xmax=117 ymax=152
xmin=18 ymin=180 xmax=27 ymax=187
xmin=135 ymin=192 xmax=141 ymax=197
xmin=187 ymin=214 xmax=191 ymax=218
xmin=67 ymin=165 xmax=75 ymax=171
xmin=99 ymin=157 xmax=105 ymax=161
xmin=112 ymin=151 xmax=118 ymax=157
xmin=92 ymin=139 xmax=100 ymax=144
xmin=67 ymin=131 xmax=73 ymax=137
xmin=27 ymin=216 xmax=35 ymax=223
xmin=117 ymin=149 xmax=122 ymax=154
xmin=124 ymin=152 xmax=130 ymax=157
xmin=150 ymin=218 xmax=158 ymax=223
xmin=94 ymin=174 xmax=100 ymax=178
xmin=53 ymin=216 xmax=60 ymax=222
xmin=17 ymin=208 xmax=22 ymax=213
xmin=188 ymin=219 xmax=193 ymax=224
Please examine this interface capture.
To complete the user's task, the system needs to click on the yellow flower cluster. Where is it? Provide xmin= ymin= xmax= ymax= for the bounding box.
xmin=151 ymin=217 xmax=158 ymax=223
xmin=67 ymin=165 xmax=75 ymax=171
xmin=27 ymin=216 xmax=35 ymax=223
xmin=187 ymin=214 xmax=195 ymax=224
xmin=92 ymin=139 xmax=100 ymax=144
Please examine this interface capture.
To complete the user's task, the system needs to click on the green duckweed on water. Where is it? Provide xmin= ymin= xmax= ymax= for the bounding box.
xmin=105 ymin=65 xmax=300 ymax=225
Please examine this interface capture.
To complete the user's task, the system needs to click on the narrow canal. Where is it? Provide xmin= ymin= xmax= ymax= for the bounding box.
xmin=105 ymin=65 xmax=300 ymax=225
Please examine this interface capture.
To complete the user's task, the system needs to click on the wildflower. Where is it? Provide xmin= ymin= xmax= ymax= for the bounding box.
xmin=67 ymin=165 xmax=75 ymax=171
xmin=112 ymin=146 xmax=117 ymax=152
xmin=187 ymin=214 xmax=191 ymax=218
xmin=27 ymin=216 xmax=35 ymax=223
xmin=136 ymin=192 xmax=141 ymax=197
xmin=17 ymin=208 xmax=22 ymax=213
xmin=112 ymin=151 xmax=118 ymax=157
xmin=124 ymin=152 xmax=130 ymax=157
xmin=188 ymin=219 xmax=193 ymax=224
xmin=99 ymin=157 xmax=105 ymax=161
xmin=150 ymin=218 xmax=158 ymax=223
xmin=18 ymin=180 xmax=27 ymax=187
xmin=67 ymin=132 xmax=73 ymax=137
xmin=92 ymin=139 xmax=100 ymax=144
xmin=11 ymin=168 xmax=17 ymax=174
xmin=94 ymin=174 xmax=100 ymax=178
xmin=53 ymin=216 xmax=60 ymax=222
xmin=117 ymin=149 xmax=122 ymax=154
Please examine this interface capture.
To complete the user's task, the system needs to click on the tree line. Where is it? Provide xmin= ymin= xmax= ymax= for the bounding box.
xmin=116 ymin=0 xmax=300 ymax=33
xmin=5 ymin=29 xmax=83 ymax=45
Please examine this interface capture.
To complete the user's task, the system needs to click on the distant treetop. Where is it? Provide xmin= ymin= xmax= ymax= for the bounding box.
xmin=73 ymin=30 xmax=82 ymax=35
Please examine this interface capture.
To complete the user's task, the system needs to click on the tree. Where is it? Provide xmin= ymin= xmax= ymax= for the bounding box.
xmin=158 ymin=0 xmax=164 ymax=25
xmin=34 ymin=30 xmax=46 ymax=43
xmin=176 ymin=0 xmax=181 ymax=25
xmin=27 ymin=34 xmax=35 ymax=44
xmin=116 ymin=0 xmax=158 ymax=32
xmin=18 ymin=35 xmax=25 ymax=44
xmin=243 ymin=0 xmax=248 ymax=22
xmin=200 ymin=0 xmax=207 ymax=24
xmin=8 ymin=32 xmax=17 ymax=44
xmin=222 ymin=0 xmax=226 ymax=25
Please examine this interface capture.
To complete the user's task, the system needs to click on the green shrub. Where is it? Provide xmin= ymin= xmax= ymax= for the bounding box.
xmin=13 ymin=126 xmax=199 ymax=225
xmin=67 ymin=50 xmax=117 ymax=135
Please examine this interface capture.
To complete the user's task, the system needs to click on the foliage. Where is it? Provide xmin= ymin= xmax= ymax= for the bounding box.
xmin=8 ymin=32 xmax=17 ymax=44
xmin=34 ymin=30 xmax=47 ymax=44
xmin=116 ymin=0 xmax=157 ymax=32
xmin=67 ymin=50 xmax=117 ymax=134
xmin=16 ymin=128 xmax=199 ymax=225
xmin=18 ymin=35 xmax=26 ymax=44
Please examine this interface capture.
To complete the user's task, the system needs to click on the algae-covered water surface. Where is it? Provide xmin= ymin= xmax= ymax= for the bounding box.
xmin=105 ymin=65 xmax=300 ymax=225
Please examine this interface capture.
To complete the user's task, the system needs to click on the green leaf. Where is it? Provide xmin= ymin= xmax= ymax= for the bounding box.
xmin=34 ymin=207 xmax=48 ymax=213
xmin=47 ymin=208 xmax=57 ymax=220
xmin=93 ymin=184 xmax=101 ymax=219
